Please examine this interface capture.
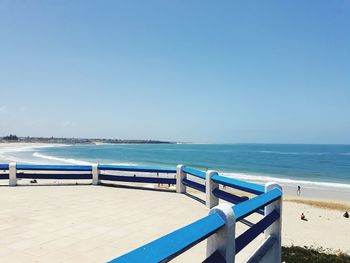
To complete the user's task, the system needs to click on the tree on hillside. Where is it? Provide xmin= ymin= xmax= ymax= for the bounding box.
xmin=3 ymin=134 xmax=19 ymax=141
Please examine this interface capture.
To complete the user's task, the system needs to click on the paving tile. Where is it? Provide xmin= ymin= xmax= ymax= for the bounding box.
xmin=0 ymin=185 xmax=263 ymax=262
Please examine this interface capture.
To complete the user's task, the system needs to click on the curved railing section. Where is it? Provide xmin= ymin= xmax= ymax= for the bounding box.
xmin=180 ymin=166 xmax=206 ymax=193
xmin=15 ymin=164 xmax=93 ymax=180
xmin=98 ymin=164 xmax=176 ymax=174
xmin=0 ymin=164 xmax=9 ymax=170
xmin=110 ymin=212 xmax=226 ymax=263
xmin=0 ymin=162 xmax=282 ymax=263
xmin=16 ymin=164 xmax=92 ymax=171
xmin=0 ymin=163 xmax=9 ymax=180
xmin=211 ymin=174 xmax=264 ymax=195
xmin=182 ymin=167 xmax=206 ymax=179
xmin=98 ymin=165 xmax=176 ymax=185
xmin=109 ymin=165 xmax=283 ymax=263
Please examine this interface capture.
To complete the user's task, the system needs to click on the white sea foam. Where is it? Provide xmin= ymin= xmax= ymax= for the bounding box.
xmin=93 ymin=142 xmax=116 ymax=146
xmin=32 ymin=152 xmax=137 ymax=166
xmin=0 ymin=144 xmax=69 ymax=154
xmin=33 ymin=152 xmax=93 ymax=165
xmin=0 ymin=144 xmax=70 ymax=163
xmin=110 ymin=162 xmax=140 ymax=166
xmin=256 ymin=150 xmax=330 ymax=156
xmin=0 ymin=154 xmax=50 ymax=165
xmin=220 ymin=171 xmax=350 ymax=190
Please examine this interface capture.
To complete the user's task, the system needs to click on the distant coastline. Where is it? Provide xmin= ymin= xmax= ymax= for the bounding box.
xmin=0 ymin=135 xmax=176 ymax=145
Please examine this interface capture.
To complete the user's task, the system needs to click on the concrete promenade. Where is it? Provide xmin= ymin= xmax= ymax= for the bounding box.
xmin=0 ymin=184 xmax=262 ymax=262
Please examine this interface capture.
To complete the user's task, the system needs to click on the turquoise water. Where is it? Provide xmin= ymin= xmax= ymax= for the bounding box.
xmin=9 ymin=143 xmax=350 ymax=187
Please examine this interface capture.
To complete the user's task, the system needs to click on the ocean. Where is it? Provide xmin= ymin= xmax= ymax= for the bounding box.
xmin=1 ymin=143 xmax=350 ymax=189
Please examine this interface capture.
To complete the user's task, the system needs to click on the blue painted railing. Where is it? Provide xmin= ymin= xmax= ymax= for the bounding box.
xmin=212 ymin=188 xmax=249 ymax=204
xmin=212 ymin=174 xmax=264 ymax=195
xmin=98 ymin=165 xmax=176 ymax=185
xmin=99 ymin=174 xmax=175 ymax=185
xmin=16 ymin=164 xmax=92 ymax=171
xmin=182 ymin=167 xmax=206 ymax=179
xmin=233 ymin=188 xmax=281 ymax=221
xmin=17 ymin=173 xmax=93 ymax=180
xmin=0 ymin=164 xmax=9 ymax=170
xmin=15 ymin=164 xmax=92 ymax=180
xmin=182 ymin=166 xmax=265 ymax=214
xmin=109 ymin=212 xmax=226 ymax=263
xmin=0 ymin=164 xmax=9 ymax=180
xmin=182 ymin=178 xmax=206 ymax=192
xmin=0 ymin=174 xmax=9 ymax=180
xmin=110 ymin=187 xmax=282 ymax=262
xmin=98 ymin=165 xmax=176 ymax=174
xmin=3 ymin=164 xmax=175 ymax=182
xmin=235 ymin=209 xmax=279 ymax=254
xmin=1 ymin=162 xmax=281 ymax=262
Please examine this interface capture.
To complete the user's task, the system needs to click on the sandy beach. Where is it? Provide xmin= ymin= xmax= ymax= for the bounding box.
xmin=185 ymin=186 xmax=350 ymax=255
xmin=1 ymin=142 xmax=350 ymax=256
xmin=138 ymin=179 xmax=350 ymax=254
xmin=282 ymin=197 xmax=350 ymax=254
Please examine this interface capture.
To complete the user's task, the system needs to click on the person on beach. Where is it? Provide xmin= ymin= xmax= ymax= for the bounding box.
xmin=297 ymin=185 xmax=301 ymax=196
xmin=157 ymin=172 xmax=161 ymax=187
xmin=301 ymin=213 xmax=307 ymax=221
xmin=344 ymin=211 xmax=349 ymax=218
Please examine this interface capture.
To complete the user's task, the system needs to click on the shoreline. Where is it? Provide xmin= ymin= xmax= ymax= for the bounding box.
xmin=1 ymin=176 xmax=349 ymax=254
xmin=1 ymin=142 xmax=350 ymax=202
xmin=284 ymin=196 xmax=350 ymax=211
xmin=280 ymin=184 xmax=350 ymax=203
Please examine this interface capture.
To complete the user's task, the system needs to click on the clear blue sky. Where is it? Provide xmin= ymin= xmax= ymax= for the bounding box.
xmin=0 ymin=1 xmax=349 ymax=144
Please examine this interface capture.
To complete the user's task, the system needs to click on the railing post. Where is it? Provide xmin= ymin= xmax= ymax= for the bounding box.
xmin=9 ymin=162 xmax=17 ymax=186
xmin=176 ymin=164 xmax=186 ymax=193
xmin=206 ymin=170 xmax=219 ymax=208
xmin=207 ymin=203 xmax=236 ymax=262
xmin=264 ymin=182 xmax=282 ymax=263
xmin=92 ymin=164 xmax=99 ymax=185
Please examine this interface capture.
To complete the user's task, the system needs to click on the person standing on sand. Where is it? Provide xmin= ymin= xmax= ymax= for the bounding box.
xmin=157 ymin=172 xmax=161 ymax=187
xmin=297 ymin=185 xmax=301 ymax=196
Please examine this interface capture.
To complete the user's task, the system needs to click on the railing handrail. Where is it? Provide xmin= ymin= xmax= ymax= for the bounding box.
xmin=98 ymin=164 xmax=176 ymax=173
xmin=108 ymin=212 xmax=226 ymax=263
xmin=182 ymin=178 xmax=206 ymax=193
xmin=212 ymin=188 xmax=249 ymax=205
xmin=109 ymin=188 xmax=282 ymax=262
xmin=99 ymin=174 xmax=176 ymax=185
xmin=235 ymin=209 xmax=280 ymax=254
xmin=233 ymin=188 xmax=282 ymax=221
xmin=16 ymin=164 xmax=92 ymax=171
xmin=0 ymin=164 xmax=9 ymax=170
xmin=17 ymin=173 xmax=93 ymax=180
xmin=182 ymin=166 xmax=206 ymax=179
xmin=212 ymin=174 xmax=264 ymax=195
